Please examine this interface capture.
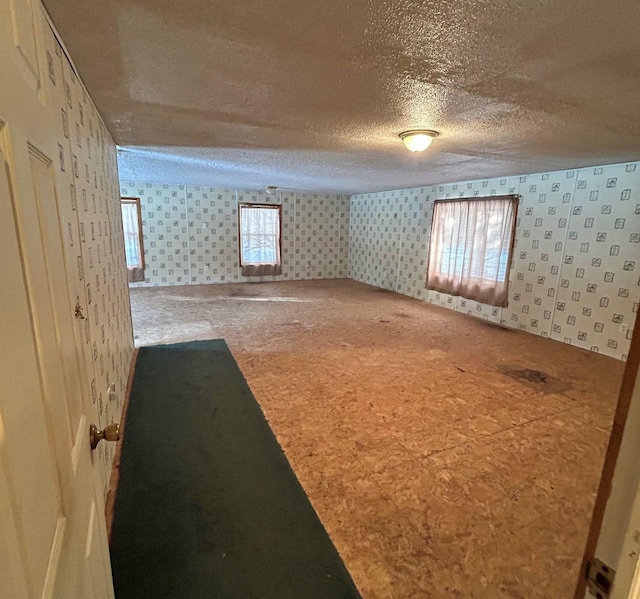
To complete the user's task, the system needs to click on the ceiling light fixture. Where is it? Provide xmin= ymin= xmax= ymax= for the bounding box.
xmin=399 ymin=129 xmax=439 ymax=152
xmin=264 ymin=185 xmax=311 ymax=195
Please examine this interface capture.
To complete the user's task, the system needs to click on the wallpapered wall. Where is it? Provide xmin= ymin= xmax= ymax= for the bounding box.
xmin=119 ymin=182 xmax=350 ymax=286
xmin=43 ymin=24 xmax=134 ymax=497
xmin=349 ymin=163 xmax=640 ymax=361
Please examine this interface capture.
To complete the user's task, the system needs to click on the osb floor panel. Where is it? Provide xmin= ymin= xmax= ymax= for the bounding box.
xmin=126 ymin=279 xmax=624 ymax=599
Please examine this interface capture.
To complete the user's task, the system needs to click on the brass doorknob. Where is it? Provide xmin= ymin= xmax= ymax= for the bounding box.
xmin=74 ymin=303 xmax=85 ymax=320
xmin=90 ymin=423 xmax=120 ymax=450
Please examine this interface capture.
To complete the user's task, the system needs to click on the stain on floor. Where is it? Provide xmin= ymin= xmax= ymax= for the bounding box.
xmin=498 ymin=364 xmax=573 ymax=395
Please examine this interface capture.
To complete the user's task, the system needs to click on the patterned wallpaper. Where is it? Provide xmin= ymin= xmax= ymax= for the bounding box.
xmin=349 ymin=163 xmax=640 ymax=361
xmin=119 ymin=182 xmax=350 ymax=286
xmin=42 ymin=22 xmax=134 ymax=497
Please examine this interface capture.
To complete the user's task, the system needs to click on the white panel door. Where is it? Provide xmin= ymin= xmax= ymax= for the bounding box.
xmin=0 ymin=0 xmax=114 ymax=597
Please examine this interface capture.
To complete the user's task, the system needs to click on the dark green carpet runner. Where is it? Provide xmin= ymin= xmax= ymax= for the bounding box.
xmin=110 ymin=340 xmax=361 ymax=599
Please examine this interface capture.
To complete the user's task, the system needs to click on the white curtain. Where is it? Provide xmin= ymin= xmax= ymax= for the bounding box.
xmin=426 ymin=196 xmax=518 ymax=307
xmin=239 ymin=204 xmax=282 ymax=276
xmin=121 ymin=200 xmax=145 ymax=282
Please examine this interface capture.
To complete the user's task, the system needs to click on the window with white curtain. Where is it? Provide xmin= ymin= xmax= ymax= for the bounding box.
xmin=239 ymin=203 xmax=282 ymax=277
xmin=426 ymin=195 xmax=518 ymax=307
xmin=120 ymin=198 xmax=145 ymax=282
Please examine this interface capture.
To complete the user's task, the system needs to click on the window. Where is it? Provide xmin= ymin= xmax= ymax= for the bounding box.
xmin=120 ymin=197 xmax=145 ymax=282
xmin=426 ymin=195 xmax=518 ymax=307
xmin=238 ymin=203 xmax=282 ymax=276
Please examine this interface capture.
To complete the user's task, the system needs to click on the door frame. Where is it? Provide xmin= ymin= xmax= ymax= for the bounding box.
xmin=575 ymin=312 xmax=640 ymax=598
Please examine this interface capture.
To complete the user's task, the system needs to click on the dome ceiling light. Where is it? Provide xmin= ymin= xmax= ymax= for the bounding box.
xmin=399 ymin=130 xmax=439 ymax=152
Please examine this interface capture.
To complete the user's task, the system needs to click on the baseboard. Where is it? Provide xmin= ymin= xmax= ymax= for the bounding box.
xmin=105 ymin=347 xmax=139 ymax=544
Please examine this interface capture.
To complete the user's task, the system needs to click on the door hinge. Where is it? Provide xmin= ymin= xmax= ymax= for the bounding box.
xmin=586 ymin=557 xmax=615 ymax=599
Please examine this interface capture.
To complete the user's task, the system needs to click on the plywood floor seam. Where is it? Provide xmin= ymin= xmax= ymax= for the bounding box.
xmin=127 ymin=279 xmax=622 ymax=599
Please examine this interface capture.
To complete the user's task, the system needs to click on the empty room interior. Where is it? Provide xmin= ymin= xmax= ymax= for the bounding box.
xmin=2 ymin=0 xmax=640 ymax=598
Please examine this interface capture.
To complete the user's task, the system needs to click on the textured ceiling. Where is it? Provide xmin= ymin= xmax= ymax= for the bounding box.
xmin=44 ymin=0 xmax=640 ymax=193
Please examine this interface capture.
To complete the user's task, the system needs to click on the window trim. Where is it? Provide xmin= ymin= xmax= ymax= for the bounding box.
xmin=237 ymin=202 xmax=283 ymax=268
xmin=120 ymin=197 xmax=145 ymax=271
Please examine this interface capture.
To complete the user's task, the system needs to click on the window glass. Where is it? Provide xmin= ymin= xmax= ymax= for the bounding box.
xmin=121 ymin=198 xmax=144 ymax=269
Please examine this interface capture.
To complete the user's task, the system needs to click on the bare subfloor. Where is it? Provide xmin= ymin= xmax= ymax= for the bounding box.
xmin=127 ymin=279 xmax=623 ymax=599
